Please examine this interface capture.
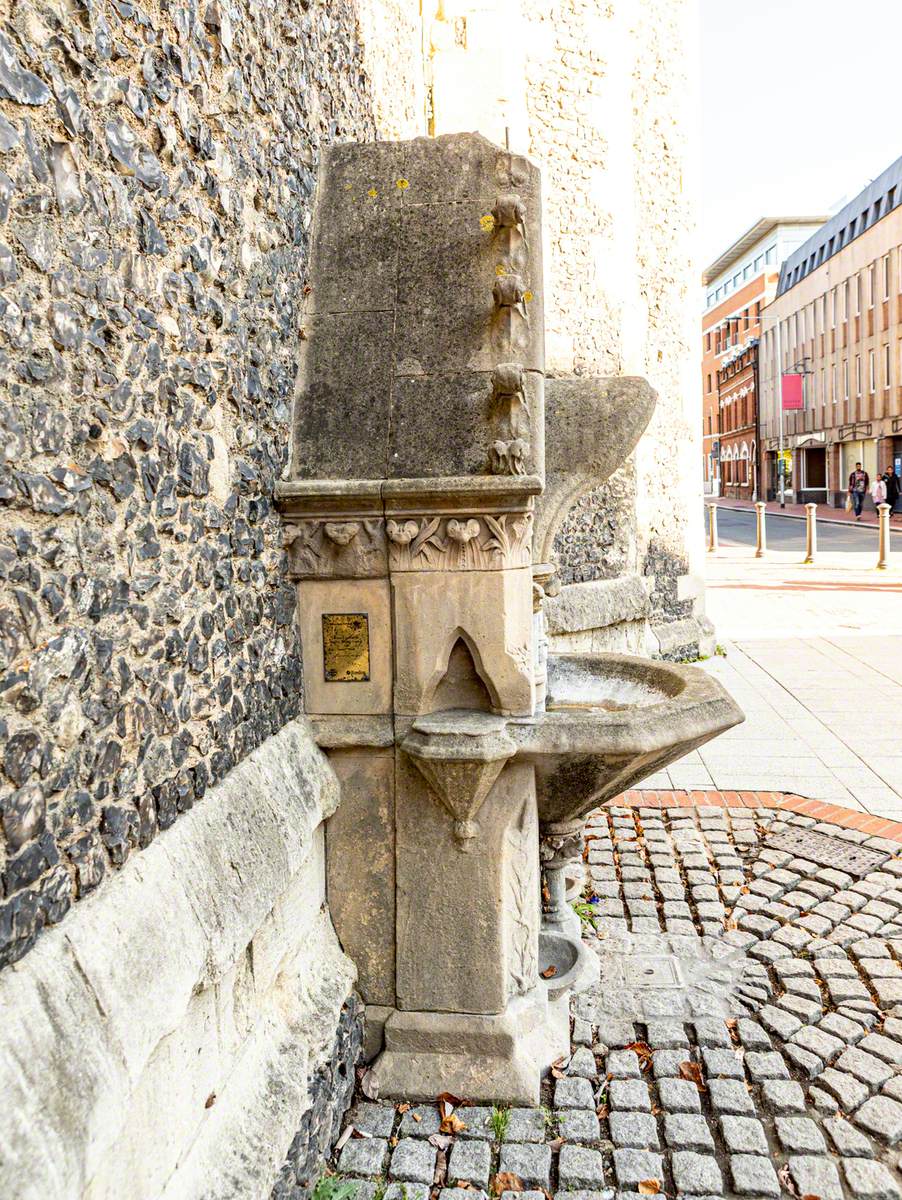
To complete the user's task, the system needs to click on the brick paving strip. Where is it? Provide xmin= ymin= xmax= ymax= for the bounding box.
xmin=318 ymin=792 xmax=902 ymax=1200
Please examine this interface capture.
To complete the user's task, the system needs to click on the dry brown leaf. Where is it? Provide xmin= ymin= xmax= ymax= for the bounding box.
xmin=429 ymin=1133 xmax=453 ymax=1150
xmin=390 ymin=1136 xmax=398 ymax=1147
xmin=678 ymin=1061 xmax=706 ymax=1091
xmin=626 ymin=1041 xmax=654 ymax=1070
xmin=548 ymin=1137 xmax=564 ymax=1152
xmin=801 ymin=1195 xmax=822 ymax=1200
xmin=204 ymin=1093 xmax=216 ymax=1109
xmin=596 ymin=1105 xmax=608 ymax=1119
xmin=437 ymin=1091 xmax=466 ymax=1108
xmin=413 ymin=1113 xmax=422 ymax=1123
xmin=541 ymin=965 xmax=558 ymax=979
xmin=637 ymin=1180 xmax=660 ymax=1196
xmin=398 ymin=1102 xmax=410 ymax=1114
xmin=440 ymin=1112 xmax=468 ymax=1135
xmin=491 ymin=1172 xmax=524 ymax=1196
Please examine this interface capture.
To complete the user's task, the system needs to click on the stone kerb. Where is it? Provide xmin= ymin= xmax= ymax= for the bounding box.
xmin=0 ymin=719 xmax=354 ymax=1200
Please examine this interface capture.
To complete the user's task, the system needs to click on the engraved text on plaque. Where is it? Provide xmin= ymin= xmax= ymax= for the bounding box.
xmin=322 ymin=613 xmax=370 ymax=682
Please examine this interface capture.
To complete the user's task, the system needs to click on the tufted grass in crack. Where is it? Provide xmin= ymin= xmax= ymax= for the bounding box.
xmin=313 ymin=1176 xmax=360 ymax=1200
xmin=490 ymin=1105 xmax=509 ymax=1141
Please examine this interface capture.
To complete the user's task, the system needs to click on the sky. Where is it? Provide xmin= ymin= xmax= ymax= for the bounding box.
xmin=700 ymin=0 xmax=902 ymax=268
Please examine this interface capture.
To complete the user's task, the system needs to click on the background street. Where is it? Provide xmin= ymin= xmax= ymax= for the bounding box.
xmin=643 ymin=524 xmax=902 ymax=818
xmin=717 ymin=505 xmax=902 ymax=553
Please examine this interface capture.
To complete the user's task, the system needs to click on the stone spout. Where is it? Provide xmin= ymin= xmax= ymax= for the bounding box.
xmin=533 ymin=375 xmax=657 ymax=565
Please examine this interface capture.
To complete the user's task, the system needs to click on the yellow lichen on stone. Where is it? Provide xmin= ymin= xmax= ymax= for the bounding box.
xmin=396 ymin=178 xmax=410 ymax=189
xmin=479 ymin=213 xmax=495 ymax=232
xmin=367 ymin=187 xmax=378 ymax=198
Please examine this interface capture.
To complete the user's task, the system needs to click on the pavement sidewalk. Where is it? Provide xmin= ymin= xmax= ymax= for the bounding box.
xmin=641 ymin=543 xmax=902 ymax=818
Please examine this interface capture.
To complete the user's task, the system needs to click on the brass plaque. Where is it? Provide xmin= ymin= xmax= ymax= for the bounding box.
xmin=322 ymin=613 xmax=370 ymax=682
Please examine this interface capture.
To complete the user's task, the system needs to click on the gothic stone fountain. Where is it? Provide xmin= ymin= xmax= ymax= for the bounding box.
xmin=276 ymin=134 xmax=743 ymax=1103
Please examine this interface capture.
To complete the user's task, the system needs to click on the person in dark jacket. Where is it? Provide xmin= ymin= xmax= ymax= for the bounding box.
xmin=848 ymin=462 xmax=869 ymax=519
xmin=884 ymin=466 xmax=901 ymax=517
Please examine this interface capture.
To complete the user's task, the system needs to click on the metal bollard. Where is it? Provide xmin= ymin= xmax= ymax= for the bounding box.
xmin=754 ymin=501 xmax=766 ymax=558
xmin=877 ymin=502 xmax=891 ymax=570
xmin=706 ymin=503 xmax=718 ymax=553
xmin=803 ymin=502 xmax=817 ymax=564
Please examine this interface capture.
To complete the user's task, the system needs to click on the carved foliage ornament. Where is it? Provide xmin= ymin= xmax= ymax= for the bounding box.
xmin=386 ymin=512 xmax=533 ymax=571
xmin=284 ymin=517 xmax=385 ymax=578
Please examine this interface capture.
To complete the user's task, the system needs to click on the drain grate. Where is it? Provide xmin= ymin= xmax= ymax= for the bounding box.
xmin=765 ymin=828 xmax=892 ymax=877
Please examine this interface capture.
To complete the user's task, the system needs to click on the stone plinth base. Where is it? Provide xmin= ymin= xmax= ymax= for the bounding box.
xmin=369 ymin=988 xmax=568 ymax=1104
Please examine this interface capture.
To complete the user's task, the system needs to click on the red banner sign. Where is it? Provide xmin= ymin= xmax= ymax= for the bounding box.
xmin=781 ymin=374 xmax=803 ymax=410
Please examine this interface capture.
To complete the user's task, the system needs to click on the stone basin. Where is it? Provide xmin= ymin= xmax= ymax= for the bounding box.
xmin=538 ymin=929 xmax=599 ymax=1001
xmin=510 ymin=652 xmax=744 ymax=828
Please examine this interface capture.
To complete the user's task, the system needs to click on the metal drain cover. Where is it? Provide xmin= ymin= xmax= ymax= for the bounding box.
xmin=765 ymin=828 xmax=892 ymax=877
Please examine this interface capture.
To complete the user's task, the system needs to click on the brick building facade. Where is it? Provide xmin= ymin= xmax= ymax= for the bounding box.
xmin=701 ymin=218 xmax=826 ymax=497
xmin=718 ymin=339 xmax=759 ymax=500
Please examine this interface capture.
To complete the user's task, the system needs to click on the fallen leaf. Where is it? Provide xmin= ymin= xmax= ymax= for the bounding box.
xmin=429 ymin=1133 xmax=453 ymax=1150
xmin=413 ymin=1113 xmax=422 ymax=1123
xmin=440 ymin=1113 xmax=468 ymax=1135
xmin=678 ymin=1061 xmax=706 ymax=1091
xmin=437 ymin=1091 xmax=465 ymax=1108
xmin=398 ymin=1103 xmax=410 ymax=1114
xmin=491 ymin=1173 xmax=524 ymax=1196
xmin=548 ymin=1137 xmax=564 ymax=1151
xmin=204 ymin=1093 xmax=216 ymax=1109
xmin=626 ymin=1041 xmax=654 ymax=1071
xmin=596 ymin=1105 xmax=608 ymax=1119
xmin=334 ymin=1126 xmax=354 ymax=1152
xmin=637 ymin=1180 xmax=660 ymax=1196
xmin=360 ymin=1068 xmax=379 ymax=1100
xmin=390 ymin=1136 xmax=398 ymax=1147
xmin=541 ymin=965 xmax=558 ymax=979
xmin=801 ymin=1195 xmax=822 ymax=1200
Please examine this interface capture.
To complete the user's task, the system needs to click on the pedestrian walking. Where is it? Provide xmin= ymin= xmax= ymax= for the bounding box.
xmin=885 ymin=466 xmax=901 ymax=518
xmin=872 ymin=474 xmax=887 ymax=508
xmin=848 ymin=461 xmax=869 ymax=519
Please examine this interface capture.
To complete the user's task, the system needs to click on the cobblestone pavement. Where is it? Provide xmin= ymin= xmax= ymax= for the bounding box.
xmin=330 ymin=803 xmax=902 ymax=1200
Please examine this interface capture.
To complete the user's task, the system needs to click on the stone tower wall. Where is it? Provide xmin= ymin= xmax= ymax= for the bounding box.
xmin=426 ymin=0 xmax=710 ymax=656
xmin=0 ymin=0 xmax=378 ymax=967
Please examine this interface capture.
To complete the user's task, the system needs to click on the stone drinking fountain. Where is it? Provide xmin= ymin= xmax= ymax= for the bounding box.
xmin=276 ymin=134 xmax=743 ymax=1104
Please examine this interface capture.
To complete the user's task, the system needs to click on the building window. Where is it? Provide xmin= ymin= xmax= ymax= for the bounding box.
xmin=832 ymin=364 xmax=837 ymax=403
xmin=706 ymin=373 xmax=712 ymax=393
xmin=830 ymin=289 xmax=836 ymax=327
xmin=843 ymin=359 xmax=849 ymax=400
xmin=754 ymin=255 xmax=763 ymax=270
xmin=856 ymin=354 xmax=861 ymax=397
xmin=869 ymin=264 xmax=876 ymax=307
xmin=884 ymin=343 xmax=891 ymax=388
xmin=884 ymin=255 xmax=891 ymax=300
xmin=844 ymin=280 xmax=850 ymax=320
xmin=869 ymin=349 xmax=875 ymax=393
xmin=743 ymin=309 xmax=749 ymax=330
xmin=855 ymin=274 xmax=862 ymax=315
xmin=765 ymin=245 xmax=776 ymax=264
xmin=705 ymin=331 xmax=711 ymax=351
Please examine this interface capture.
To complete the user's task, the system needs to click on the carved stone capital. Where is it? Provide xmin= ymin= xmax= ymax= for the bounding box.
xmin=284 ymin=517 xmax=387 ymax=579
xmin=386 ymin=511 xmax=533 ymax=572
